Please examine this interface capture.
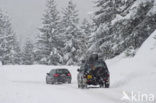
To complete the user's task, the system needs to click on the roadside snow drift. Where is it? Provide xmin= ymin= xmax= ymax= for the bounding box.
xmin=0 ymin=31 xmax=156 ymax=103
xmin=135 ymin=30 xmax=156 ymax=66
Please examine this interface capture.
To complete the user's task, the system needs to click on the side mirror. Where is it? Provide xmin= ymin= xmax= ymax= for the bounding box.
xmin=81 ymin=60 xmax=85 ymax=63
xmin=47 ymin=73 xmax=50 ymax=75
xmin=77 ymin=69 xmax=80 ymax=72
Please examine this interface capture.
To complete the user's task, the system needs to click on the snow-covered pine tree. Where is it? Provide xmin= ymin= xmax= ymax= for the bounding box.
xmin=81 ymin=19 xmax=93 ymax=38
xmin=0 ymin=10 xmax=21 ymax=65
xmin=61 ymin=0 xmax=82 ymax=65
xmin=89 ymin=0 xmax=156 ymax=59
xmin=94 ymin=0 xmax=118 ymax=26
xmin=87 ymin=0 xmax=118 ymax=58
xmin=22 ymin=39 xmax=34 ymax=65
xmin=94 ymin=0 xmax=136 ymax=25
xmin=8 ymin=34 xmax=22 ymax=65
xmin=37 ymin=0 xmax=63 ymax=65
xmin=80 ymin=19 xmax=94 ymax=60
xmin=108 ymin=0 xmax=156 ymax=57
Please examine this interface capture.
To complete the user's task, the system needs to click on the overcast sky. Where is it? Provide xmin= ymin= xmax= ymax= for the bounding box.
xmin=0 ymin=0 xmax=95 ymax=44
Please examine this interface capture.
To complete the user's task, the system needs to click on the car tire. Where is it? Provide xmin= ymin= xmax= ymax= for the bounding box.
xmin=105 ymin=77 xmax=110 ymax=88
xmin=81 ymin=84 xmax=85 ymax=89
xmin=105 ymin=82 xmax=110 ymax=88
xmin=99 ymin=83 xmax=105 ymax=88
xmin=46 ymin=81 xmax=50 ymax=84
xmin=78 ymin=82 xmax=82 ymax=88
xmin=78 ymin=80 xmax=82 ymax=88
xmin=81 ymin=83 xmax=87 ymax=89
xmin=46 ymin=78 xmax=50 ymax=84
xmin=67 ymin=80 xmax=71 ymax=84
xmin=78 ymin=82 xmax=85 ymax=89
xmin=51 ymin=80 xmax=55 ymax=84
xmin=78 ymin=84 xmax=81 ymax=88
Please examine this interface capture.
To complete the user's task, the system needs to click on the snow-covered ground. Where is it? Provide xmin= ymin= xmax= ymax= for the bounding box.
xmin=0 ymin=31 xmax=156 ymax=103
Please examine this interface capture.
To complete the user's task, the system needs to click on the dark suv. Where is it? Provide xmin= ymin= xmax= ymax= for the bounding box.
xmin=77 ymin=54 xmax=110 ymax=88
xmin=46 ymin=68 xmax=72 ymax=84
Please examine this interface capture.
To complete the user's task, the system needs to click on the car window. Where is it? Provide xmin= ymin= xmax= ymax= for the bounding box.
xmin=84 ymin=60 xmax=106 ymax=70
xmin=80 ymin=64 xmax=85 ymax=70
xmin=56 ymin=69 xmax=69 ymax=74
xmin=94 ymin=61 xmax=105 ymax=68
xmin=49 ymin=70 xmax=55 ymax=74
xmin=94 ymin=61 xmax=108 ymax=72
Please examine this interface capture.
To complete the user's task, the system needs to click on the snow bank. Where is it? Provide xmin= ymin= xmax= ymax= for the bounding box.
xmin=135 ymin=30 xmax=156 ymax=66
xmin=107 ymin=30 xmax=156 ymax=100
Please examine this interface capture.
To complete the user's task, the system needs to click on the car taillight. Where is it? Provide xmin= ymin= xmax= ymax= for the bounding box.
xmin=107 ymin=74 xmax=110 ymax=77
xmin=54 ymin=74 xmax=59 ymax=77
xmin=67 ymin=73 xmax=71 ymax=76
xmin=104 ymin=78 xmax=108 ymax=81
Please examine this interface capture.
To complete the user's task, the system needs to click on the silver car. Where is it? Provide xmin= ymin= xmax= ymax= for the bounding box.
xmin=46 ymin=68 xmax=72 ymax=84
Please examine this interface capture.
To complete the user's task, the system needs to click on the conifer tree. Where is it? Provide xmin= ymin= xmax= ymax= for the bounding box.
xmin=22 ymin=39 xmax=34 ymax=65
xmin=61 ymin=0 xmax=82 ymax=65
xmin=37 ymin=0 xmax=63 ymax=65
xmin=0 ymin=10 xmax=21 ymax=65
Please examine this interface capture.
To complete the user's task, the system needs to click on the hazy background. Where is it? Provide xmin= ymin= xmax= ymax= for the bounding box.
xmin=0 ymin=0 xmax=95 ymax=45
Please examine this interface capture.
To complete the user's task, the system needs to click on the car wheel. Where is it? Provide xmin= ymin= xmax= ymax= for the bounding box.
xmin=105 ymin=82 xmax=110 ymax=88
xmin=46 ymin=81 xmax=50 ymax=84
xmin=81 ymin=78 xmax=88 ymax=89
xmin=78 ymin=82 xmax=84 ymax=89
xmin=46 ymin=78 xmax=50 ymax=84
xmin=78 ymin=80 xmax=82 ymax=88
xmin=80 ymin=81 xmax=87 ymax=89
xmin=99 ymin=83 xmax=105 ymax=88
xmin=67 ymin=79 xmax=71 ymax=84
xmin=78 ymin=84 xmax=81 ymax=88
xmin=105 ymin=77 xmax=110 ymax=88
xmin=81 ymin=84 xmax=87 ymax=89
xmin=78 ymin=81 xmax=81 ymax=88
xmin=51 ymin=80 xmax=55 ymax=84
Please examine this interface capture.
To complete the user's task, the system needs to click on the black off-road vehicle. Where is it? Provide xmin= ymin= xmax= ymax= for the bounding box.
xmin=77 ymin=54 xmax=110 ymax=88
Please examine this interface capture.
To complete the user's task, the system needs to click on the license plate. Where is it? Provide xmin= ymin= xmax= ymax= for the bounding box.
xmin=87 ymin=75 xmax=92 ymax=79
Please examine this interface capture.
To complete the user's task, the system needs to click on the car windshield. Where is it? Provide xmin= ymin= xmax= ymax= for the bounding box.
xmin=49 ymin=70 xmax=55 ymax=74
xmin=84 ymin=60 xmax=106 ymax=71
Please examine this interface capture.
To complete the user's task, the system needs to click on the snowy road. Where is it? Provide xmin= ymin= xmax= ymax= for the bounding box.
xmin=0 ymin=65 xmax=122 ymax=103
xmin=0 ymin=59 xmax=156 ymax=103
